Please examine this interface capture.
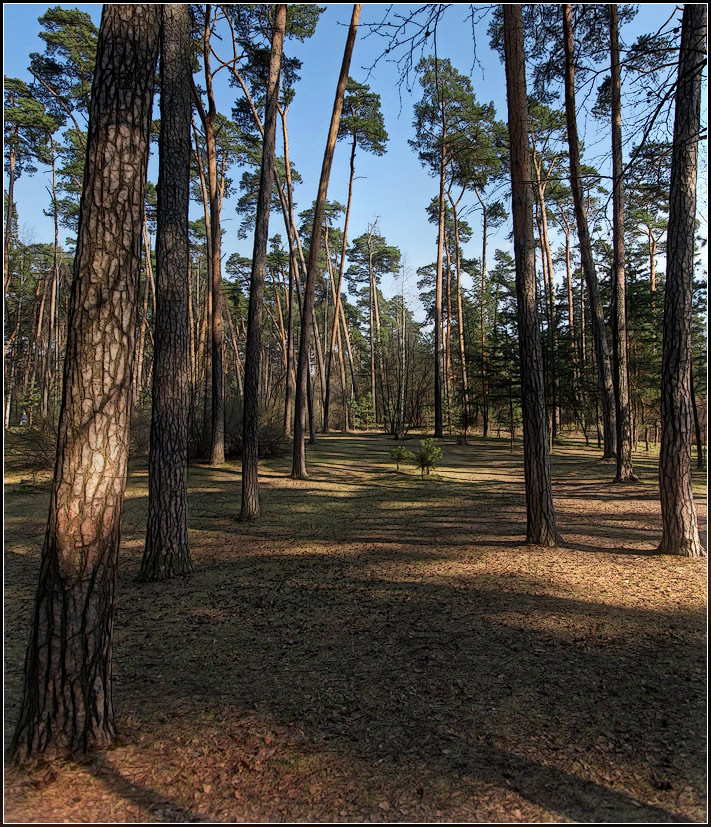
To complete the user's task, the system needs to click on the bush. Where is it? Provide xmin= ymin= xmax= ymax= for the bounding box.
xmin=224 ymin=398 xmax=290 ymax=460
xmin=416 ymin=438 xmax=442 ymax=478
xmin=5 ymin=419 xmax=57 ymax=479
xmin=390 ymin=445 xmax=415 ymax=471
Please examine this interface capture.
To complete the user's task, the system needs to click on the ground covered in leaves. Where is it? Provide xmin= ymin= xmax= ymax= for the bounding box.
xmin=4 ymin=431 xmax=707 ymax=823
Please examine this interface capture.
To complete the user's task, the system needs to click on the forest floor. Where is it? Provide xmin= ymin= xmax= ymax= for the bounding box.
xmin=3 ymin=430 xmax=707 ymax=823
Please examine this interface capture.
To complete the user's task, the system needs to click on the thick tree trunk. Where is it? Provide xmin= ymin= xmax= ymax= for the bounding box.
xmin=140 ymin=5 xmax=193 ymax=579
xmin=658 ymin=3 xmax=705 ymax=557
xmin=503 ymin=4 xmax=558 ymax=547
xmin=562 ymin=3 xmax=617 ymax=461
xmin=241 ymin=4 xmax=286 ymax=520
xmin=609 ymin=4 xmax=637 ymax=482
xmin=292 ymin=4 xmax=361 ymax=479
xmin=11 ymin=4 xmax=159 ymax=763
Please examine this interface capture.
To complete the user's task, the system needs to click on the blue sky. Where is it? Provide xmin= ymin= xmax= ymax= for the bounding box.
xmin=4 ymin=3 xmax=692 ymax=314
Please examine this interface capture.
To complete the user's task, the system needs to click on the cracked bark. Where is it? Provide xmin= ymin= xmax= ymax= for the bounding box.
xmin=11 ymin=4 xmax=159 ymax=762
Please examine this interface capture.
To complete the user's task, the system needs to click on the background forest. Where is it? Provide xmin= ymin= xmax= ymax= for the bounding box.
xmin=4 ymin=4 xmax=707 ymax=460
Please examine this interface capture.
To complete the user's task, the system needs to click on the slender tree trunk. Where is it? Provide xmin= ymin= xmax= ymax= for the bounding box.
xmin=473 ymin=188 xmax=489 ymax=438
xmin=194 ymin=6 xmax=225 ymax=465
xmin=42 ymin=147 xmax=61 ymax=419
xmin=241 ymin=4 xmax=285 ymax=520
xmin=292 ymin=4 xmax=360 ymax=478
xmin=433 ymin=107 xmax=446 ymax=439
xmin=4 ymin=128 xmax=17 ymax=297
xmin=11 ymin=5 xmax=159 ymax=763
xmin=657 ymin=3 xmax=705 ymax=557
xmin=444 ymin=238 xmax=453 ymax=433
xmin=690 ymin=360 xmax=704 ymax=471
xmin=562 ymin=3 xmax=617 ymax=461
xmin=134 ymin=221 xmax=154 ymax=401
xmin=283 ymin=250 xmax=296 ymax=435
xmin=450 ymin=196 xmax=470 ymax=433
xmin=609 ymin=4 xmax=637 ymax=482
xmin=503 ymin=3 xmax=558 ymax=547
xmin=324 ymin=134 xmax=357 ymax=432
xmin=140 ymin=5 xmax=193 ymax=579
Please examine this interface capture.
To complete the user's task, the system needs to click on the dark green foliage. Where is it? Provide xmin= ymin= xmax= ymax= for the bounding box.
xmin=390 ymin=445 xmax=415 ymax=471
xmin=339 ymin=77 xmax=389 ymax=155
xmin=416 ymin=437 xmax=442 ymax=477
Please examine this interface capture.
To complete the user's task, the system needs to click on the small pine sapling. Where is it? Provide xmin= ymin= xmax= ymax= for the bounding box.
xmin=416 ymin=438 xmax=442 ymax=477
xmin=390 ymin=445 xmax=415 ymax=471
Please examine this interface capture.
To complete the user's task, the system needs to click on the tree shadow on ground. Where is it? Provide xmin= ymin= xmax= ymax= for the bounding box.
xmin=4 ymin=432 xmax=706 ymax=822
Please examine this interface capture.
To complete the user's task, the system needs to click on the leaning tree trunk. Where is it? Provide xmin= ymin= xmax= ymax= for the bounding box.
xmin=139 ymin=4 xmax=193 ymax=580
xmin=241 ymin=4 xmax=286 ymax=521
xmin=503 ymin=3 xmax=558 ymax=547
xmin=562 ymin=3 xmax=617 ymax=461
xmin=657 ymin=3 xmax=705 ymax=558
xmin=609 ymin=3 xmax=637 ymax=482
xmin=292 ymin=4 xmax=361 ymax=479
xmin=11 ymin=5 xmax=159 ymax=763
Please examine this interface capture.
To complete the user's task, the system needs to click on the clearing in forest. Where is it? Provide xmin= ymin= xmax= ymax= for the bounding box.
xmin=4 ymin=432 xmax=707 ymax=823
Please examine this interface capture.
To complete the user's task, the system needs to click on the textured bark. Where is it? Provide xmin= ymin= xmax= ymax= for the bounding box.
xmin=609 ymin=4 xmax=637 ymax=482
xmin=503 ymin=4 xmax=558 ymax=547
xmin=292 ymin=4 xmax=361 ymax=479
xmin=140 ymin=4 xmax=193 ymax=579
xmin=658 ymin=3 xmax=705 ymax=557
xmin=562 ymin=4 xmax=617 ymax=461
xmin=11 ymin=5 xmax=159 ymax=762
xmin=241 ymin=4 xmax=286 ymax=521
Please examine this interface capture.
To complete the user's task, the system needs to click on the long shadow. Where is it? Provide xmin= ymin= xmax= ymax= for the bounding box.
xmin=86 ymin=756 xmax=207 ymax=822
xmin=101 ymin=548 xmax=707 ymax=822
xmin=5 ymin=433 xmax=707 ymax=820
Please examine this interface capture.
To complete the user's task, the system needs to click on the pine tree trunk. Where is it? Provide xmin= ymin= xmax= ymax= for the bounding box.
xmin=292 ymin=4 xmax=360 ymax=478
xmin=4 ymin=126 xmax=17 ymax=297
xmin=241 ymin=4 xmax=286 ymax=521
xmin=433 ymin=118 xmax=446 ymax=439
xmin=562 ymin=3 xmax=617 ymax=461
xmin=503 ymin=3 xmax=558 ymax=547
xmin=474 ymin=188 xmax=489 ymax=438
xmin=11 ymin=4 xmax=159 ymax=763
xmin=657 ymin=3 xmax=705 ymax=557
xmin=690 ymin=360 xmax=704 ymax=471
xmin=284 ymin=250 xmax=296 ymax=435
xmin=324 ymin=134 xmax=357 ymax=432
xmin=450 ymin=197 xmax=470 ymax=433
xmin=609 ymin=4 xmax=637 ymax=482
xmin=140 ymin=4 xmax=193 ymax=579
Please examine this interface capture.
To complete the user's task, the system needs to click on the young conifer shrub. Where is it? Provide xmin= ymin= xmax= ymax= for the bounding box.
xmin=416 ymin=438 xmax=442 ymax=477
xmin=390 ymin=445 xmax=415 ymax=471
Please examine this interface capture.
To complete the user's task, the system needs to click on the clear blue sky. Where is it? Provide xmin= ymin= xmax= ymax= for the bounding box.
xmin=4 ymin=3 xmax=690 ymax=314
